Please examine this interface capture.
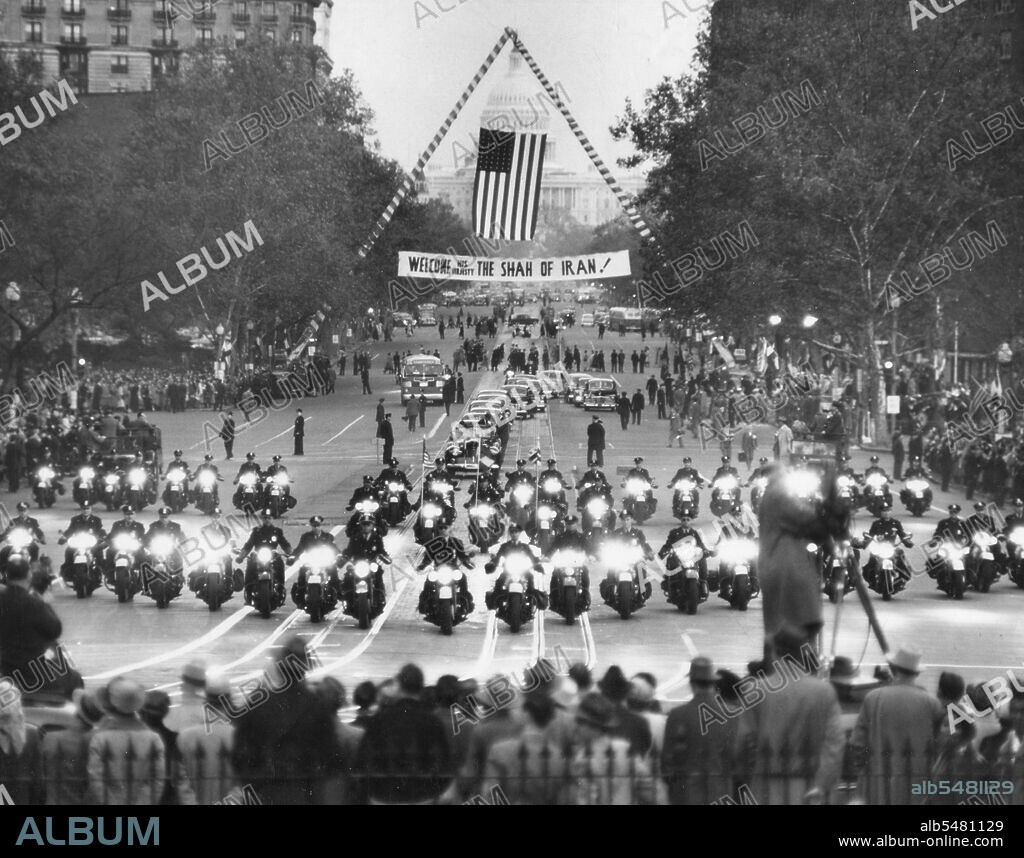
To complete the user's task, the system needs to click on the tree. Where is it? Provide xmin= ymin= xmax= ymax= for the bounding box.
xmin=613 ymin=0 xmax=1023 ymax=440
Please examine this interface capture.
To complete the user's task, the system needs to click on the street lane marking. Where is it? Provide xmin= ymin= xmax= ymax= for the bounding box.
xmin=426 ymin=414 xmax=446 ymax=439
xmin=322 ymin=414 xmax=364 ymax=445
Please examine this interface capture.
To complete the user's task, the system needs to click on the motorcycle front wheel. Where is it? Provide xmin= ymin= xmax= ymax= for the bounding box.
xmin=507 ymin=592 xmax=523 ymax=633
xmin=562 ymin=588 xmax=577 ymax=625
xmin=617 ymin=580 xmax=633 ymax=620
xmin=731 ymin=576 xmax=749 ymax=611
xmin=438 ymin=598 xmax=454 ymax=635
xmin=685 ymin=577 xmax=699 ymax=615
xmin=355 ymin=592 xmax=370 ymax=629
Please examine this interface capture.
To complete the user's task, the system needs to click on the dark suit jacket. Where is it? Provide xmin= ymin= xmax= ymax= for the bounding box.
xmin=587 ymin=422 xmax=605 ymax=449
xmin=631 ymin=393 xmax=645 ymax=413
xmin=0 ymin=584 xmax=62 ymax=676
xmin=294 ymin=416 xmax=304 ymax=438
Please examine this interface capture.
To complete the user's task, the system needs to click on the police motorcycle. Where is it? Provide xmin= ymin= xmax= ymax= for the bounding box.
xmin=380 ymin=478 xmax=409 ymax=527
xmin=548 ymin=546 xmax=589 ymax=625
xmin=124 ymin=463 xmax=152 ymax=512
xmin=931 ymin=538 xmax=970 ymax=600
xmin=599 ymin=532 xmax=651 ymax=620
xmin=422 ymin=561 xmax=471 ymax=635
xmin=466 ymin=496 xmax=505 ymax=550
xmin=296 ymin=543 xmax=341 ymax=624
xmin=900 ymin=476 xmax=932 ymax=517
xmin=1006 ymin=524 xmax=1024 ymax=589
xmin=966 ymin=529 xmax=1003 ymax=593
xmin=859 ymin=534 xmax=907 ymax=601
xmin=716 ymin=534 xmax=758 ymax=611
xmin=263 ymin=471 xmax=293 ymax=518
xmin=534 ymin=497 xmax=564 ymax=556
xmin=709 ymin=472 xmax=742 ymax=517
xmin=0 ymin=526 xmax=47 ymax=587
xmin=749 ymin=473 xmax=769 ymax=516
xmin=672 ymin=477 xmax=700 ymax=520
xmin=107 ymin=532 xmax=144 ymax=604
xmin=835 ymin=471 xmax=860 ymax=508
xmin=818 ymin=537 xmax=858 ymax=604
xmin=621 ymin=474 xmax=657 ymax=525
xmin=193 ymin=469 xmax=221 ymax=515
xmin=59 ymin=532 xmax=103 ymax=599
xmin=33 ymin=462 xmax=59 ymax=509
xmin=98 ymin=465 xmax=123 ymax=512
xmin=190 ymin=543 xmax=237 ymax=612
xmin=662 ymin=536 xmax=710 ymax=615
xmin=242 ymin=542 xmax=288 ymax=619
xmin=143 ymin=533 xmax=184 ymax=609
xmin=72 ymin=464 xmax=99 ymax=508
xmin=579 ymin=488 xmax=616 ymax=554
xmin=487 ymin=541 xmax=543 ymax=634
xmin=506 ymin=480 xmax=536 ymax=532
xmin=163 ymin=464 xmax=190 ymax=514
xmin=861 ymin=472 xmax=892 ymax=518
xmin=235 ymin=471 xmax=261 ymax=513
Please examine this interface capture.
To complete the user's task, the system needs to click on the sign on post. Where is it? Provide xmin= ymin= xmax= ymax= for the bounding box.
xmin=886 ymin=395 xmax=901 ymax=415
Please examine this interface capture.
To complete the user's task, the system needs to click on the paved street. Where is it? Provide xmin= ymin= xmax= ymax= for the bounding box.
xmin=16 ymin=301 xmax=1021 ymax=706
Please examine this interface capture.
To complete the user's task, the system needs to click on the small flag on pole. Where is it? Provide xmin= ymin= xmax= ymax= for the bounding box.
xmin=528 ymin=447 xmax=542 ymax=464
xmin=473 ymin=128 xmax=547 ymax=241
xmin=423 ymin=439 xmax=431 ymax=466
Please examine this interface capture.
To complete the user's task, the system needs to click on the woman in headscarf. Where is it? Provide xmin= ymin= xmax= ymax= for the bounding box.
xmin=0 ymin=681 xmax=44 ymax=804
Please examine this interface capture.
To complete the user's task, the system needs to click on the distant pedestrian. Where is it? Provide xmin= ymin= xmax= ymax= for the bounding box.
xmin=646 ymin=375 xmax=658 ymax=406
xmin=656 ymin=387 xmax=666 ymax=420
xmin=293 ymin=409 xmax=304 ymax=456
xmin=380 ymin=414 xmax=394 ymax=464
xmin=617 ymin=393 xmax=631 ymax=430
xmin=587 ymin=416 xmax=605 ymax=467
xmin=456 ymin=373 xmax=465 ymax=404
xmin=442 ymin=377 xmax=455 ymax=417
xmin=741 ymin=429 xmax=758 ymax=471
xmin=418 ymin=395 xmax=427 ymax=428
xmin=375 ymin=398 xmax=385 ymax=430
xmin=668 ymin=410 xmax=684 ymax=448
xmin=892 ymin=429 xmax=905 ymax=481
xmin=631 ymin=389 xmax=645 ymax=425
xmin=360 ymin=367 xmax=371 ymax=395
xmin=220 ymin=411 xmax=235 ymax=460
xmin=438 ymin=319 xmax=445 ymax=340
xmin=405 ymin=398 xmax=418 ymax=433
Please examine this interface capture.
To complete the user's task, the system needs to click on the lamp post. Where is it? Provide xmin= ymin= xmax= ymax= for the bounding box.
xmin=246 ymin=319 xmax=255 ymax=372
xmin=215 ymin=324 xmax=225 ymax=380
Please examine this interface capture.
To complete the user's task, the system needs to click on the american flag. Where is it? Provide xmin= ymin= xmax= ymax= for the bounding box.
xmin=423 ymin=439 xmax=431 ymax=466
xmin=528 ymin=448 xmax=542 ymax=464
xmin=473 ymin=128 xmax=547 ymax=241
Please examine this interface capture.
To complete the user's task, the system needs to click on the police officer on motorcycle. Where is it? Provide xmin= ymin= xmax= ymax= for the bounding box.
xmin=416 ymin=519 xmax=475 ymax=615
xmin=966 ymin=500 xmax=1007 ymax=567
xmin=232 ymin=452 xmax=263 ymax=508
xmin=237 ymin=509 xmax=291 ymax=602
xmin=658 ymin=512 xmax=711 ymax=598
xmin=745 ymin=457 xmax=772 ymax=485
xmin=928 ymin=503 xmax=969 ymax=590
xmin=864 ymin=455 xmax=890 ymax=481
xmin=903 ymin=455 xmax=929 ymax=480
xmin=504 ymin=458 xmax=536 ymax=493
xmin=711 ymin=456 xmax=739 ymax=482
xmin=549 ymin=515 xmax=591 ymax=609
xmin=484 ymin=523 xmax=546 ymax=609
xmin=1 ymin=501 xmax=46 ymax=562
xmin=576 ymin=463 xmax=611 ymax=494
xmin=859 ymin=503 xmax=913 ymax=588
xmin=466 ymin=463 xmax=505 ymax=507
xmin=538 ymin=458 xmax=569 ymax=505
xmin=58 ymin=500 xmax=106 ymax=578
xmin=670 ymin=456 xmax=708 ymax=488
xmin=191 ymin=454 xmax=223 ymax=501
xmin=340 ymin=514 xmax=391 ymax=608
xmin=143 ymin=507 xmax=186 ymax=591
xmin=346 ymin=475 xmax=381 ymax=512
xmin=189 ymin=508 xmax=235 ymax=593
xmin=290 ymin=515 xmax=342 ymax=608
xmin=423 ymin=457 xmax=459 ymax=524
xmin=106 ymin=504 xmax=147 ymax=582
xmin=376 ymin=458 xmax=415 ymax=515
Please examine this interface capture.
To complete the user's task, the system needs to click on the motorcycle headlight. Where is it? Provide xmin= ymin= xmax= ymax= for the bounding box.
xmin=866 ymin=474 xmax=886 ymax=489
xmin=505 ymin=553 xmax=533 ymax=575
xmin=907 ymin=479 xmax=928 ymax=492
xmin=240 ymin=473 xmax=257 ymax=487
xmin=356 ymin=500 xmax=380 ymax=513
xmin=602 ymin=542 xmax=642 ymax=569
xmin=436 ymin=568 xmax=454 ymax=585
xmin=586 ymin=498 xmax=608 ymax=517
xmin=717 ymin=538 xmax=756 ymax=565
xmin=388 ymin=481 xmax=401 ymax=492
xmin=79 ymin=467 xmax=95 ymax=481
xmin=626 ymin=478 xmax=647 ymax=495
xmin=543 ymin=478 xmax=561 ymax=493
xmin=423 ymin=503 xmax=442 ymax=518
xmin=113 ymin=534 xmax=140 ymax=553
xmin=784 ymin=471 xmax=820 ymax=498
xmin=7 ymin=528 xmax=32 ymax=549
xmin=973 ymin=531 xmax=994 ymax=548
xmin=354 ymin=560 xmax=371 ymax=578
xmin=150 ymin=534 xmax=175 ymax=558
xmin=68 ymin=533 xmax=97 ymax=551
xmin=1009 ymin=527 xmax=1024 ymax=544
xmin=306 ymin=546 xmax=337 ymax=570
xmin=129 ymin=468 xmax=146 ymax=485
xmin=38 ymin=467 xmax=55 ymax=481
xmin=471 ymin=504 xmax=494 ymax=517
xmin=552 ymin=549 xmax=585 ymax=568
xmin=837 ymin=476 xmax=854 ymax=490
xmin=198 ymin=472 xmax=216 ymax=488
xmin=274 ymin=473 xmax=289 ymax=487
xmin=872 ymin=541 xmax=895 ymax=560
xmin=105 ymin=474 xmax=119 ymax=486
xmin=675 ymin=480 xmax=695 ymax=492
xmin=168 ymin=469 xmax=187 ymax=483
xmin=256 ymin=547 xmax=273 ymax=564
xmin=430 ymin=481 xmax=449 ymax=495
xmin=513 ymin=485 xmax=533 ymax=503
xmin=715 ymin=475 xmax=739 ymax=491
xmin=538 ymin=506 xmax=556 ymax=521
xmin=754 ymin=478 xmax=768 ymax=490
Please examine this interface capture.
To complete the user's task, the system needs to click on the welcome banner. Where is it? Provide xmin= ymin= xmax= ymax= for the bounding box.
xmin=396 ymin=249 xmax=631 ymax=282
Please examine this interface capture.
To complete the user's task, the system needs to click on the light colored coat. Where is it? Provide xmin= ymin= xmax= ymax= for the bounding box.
xmin=87 ymin=715 xmax=165 ymax=805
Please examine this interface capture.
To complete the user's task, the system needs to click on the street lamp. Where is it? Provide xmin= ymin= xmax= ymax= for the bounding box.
xmin=246 ymin=319 xmax=255 ymax=372
xmin=802 ymin=314 xmax=818 ymax=329
xmin=768 ymin=314 xmax=782 ymax=326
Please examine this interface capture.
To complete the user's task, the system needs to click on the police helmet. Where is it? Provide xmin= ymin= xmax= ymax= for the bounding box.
xmin=634 ymin=457 xmax=644 ymax=464
xmin=174 ymin=449 xmax=183 ymax=457
xmin=1015 ymin=498 xmax=1024 ymax=508
xmin=211 ymin=507 xmax=222 ymax=516
xmin=204 ymin=454 xmax=213 ymax=462
xmin=516 ymin=459 xmax=526 ymax=466
xmin=759 ymin=457 xmax=768 ymax=465
xmin=547 ymin=458 xmax=557 ymax=466
xmin=246 ymin=452 xmax=256 ymax=461
xmin=310 ymin=515 xmax=324 ymax=527
xmin=158 ymin=506 xmax=171 ymax=516
xmin=16 ymin=501 xmax=28 ymax=512
xmin=261 ymin=508 xmax=273 ymax=519
xmin=683 ymin=457 xmax=692 ymax=465
xmin=721 ymin=456 xmax=730 ymax=464
xmin=272 ymin=455 xmax=281 ymax=463
xmin=870 ymin=456 xmax=879 ymax=464
xmin=948 ymin=504 xmax=961 ymax=514
xmin=390 ymin=458 xmax=399 ymax=467
xmin=121 ymin=504 xmax=134 ymax=514
xmin=973 ymin=502 xmax=985 ymax=512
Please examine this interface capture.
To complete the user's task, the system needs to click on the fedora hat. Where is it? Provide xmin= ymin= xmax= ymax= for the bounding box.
xmin=688 ymin=656 xmax=715 ymax=683
xmin=71 ymin=688 xmax=105 ymax=726
xmin=830 ymin=656 xmax=860 ymax=684
xmin=575 ymin=692 xmax=615 ymax=730
xmin=597 ymin=666 xmax=631 ymax=701
xmin=180 ymin=659 xmax=207 ymax=689
xmin=98 ymin=676 xmax=145 ymax=716
xmin=888 ymin=647 xmax=922 ymax=675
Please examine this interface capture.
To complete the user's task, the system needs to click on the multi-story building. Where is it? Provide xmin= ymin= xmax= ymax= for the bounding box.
xmin=417 ymin=48 xmax=648 ymax=231
xmin=0 ymin=0 xmax=324 ymax=94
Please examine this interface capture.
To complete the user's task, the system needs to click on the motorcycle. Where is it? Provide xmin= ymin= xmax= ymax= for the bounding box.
xmin=580 ymin=493 xmax=615 ymax=554
xmin=125 ymin=465 xmax=151 ymax=513
xmin=382 ymin=481 xmax=408 ymax=526
xmin=63 ymin=532 xmax=101 ymax=598
xmin=967 ymin=530 xmax=1002 ymax=593
xmin=108 ymin=533 xmax=143 ymax=604
xmin=415 ymin=500 xmax=446 ymax=544
xmin=672 ymin=478 xmax=700 ymax=520
xmin=422 ymin=563 xmax=470 ymax=635
xmin=622 ymin=476 xmax=656 ymax=524
xmin=1006 ymin=525 xmax=1024 ymax=589
xmin=862 ymin=473 xmax=892 ymax=518
xmin=716 ymin=536 xmax=758 ymax=611
xmin=664 ymin=538 xmax=707 ymax=615
xmin=144 ymin=533 xmax=183 ymax=609
xmin=538 ymin=475 xmax=567 ymax=508
xmin=193 ymin=544 xmax=236 ymax=611
xmin=709 ymin=474 xmax=741 ymax=518
xmin=72 ymin=466 xmax=98 ymax=509
xmin=297 ymin=544 xmax=340 ymax=623
xmin=548 ymin=547 xmax=589 ymax=625
xmin=1 ymin=527 xmax=43 ymax=586
xmin=235 ymin=472 xmax=261 ymax=513
xmin=534 ymin=500 xmax=563 ymax=555
xmin=820 ymin=539 xmax=857 ymax=604
xmin=934 ymin=540 xmax=969 ymax=600
xmin=99 ymin=470 xmax=123 ymax=511
xmin=749 ymin=475 xmax=769 ymax=516
xmin=600 ymin=538 xmax=649 ymax=620
xmin=467 ymin=501 xmax=504 ymax=550
xmin=491 ymin=550 xmax=539 ymax=633
xmin=33 ymin=464 xmax=58 ymax=509
xmin=246 ymin=545 xmax=287 ymax=618
xmin=835 ymin=474 xmax=859 ymax=508
xmin=193 ymin=470 xmax=220 ymax=515
xmin=263 ymin=473 xmax=292 ymax=518
xmin=862 ymin=536 xmax=905 ymax=601
xmin=900 ymin=477 xmax=932 ymax=517
xmin=341 ymin=556 xmax=385 ymax=629
xmin=164 ymin=467 xmax=190 ymax=513
xmin=507 ymin=482 xmax=536 ymax=531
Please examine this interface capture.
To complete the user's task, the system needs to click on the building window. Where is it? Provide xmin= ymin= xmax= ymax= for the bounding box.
xmin=289 ymin=28 xmax=301 ymax=43
xmin=198 ymin=26 xmax=214 ymax=44
xmin=111 ymin=55 xmax=128 ymax=73
xmin=264 ymin=28 xmax=276 ymax=41
xmin=61 ymin=0 xmax=82 ymax=12
xmin=111 ymin=24 xmax=128 ymax=45
xmin=234 ymin=28 xmax=246 ymax=44
xmin=262 ymin=0 xmax=275 ymax=14
xmin=999 ymin=30 xmax=1012 ymax=60
xmin=235 ymin=0 xmax=248 ymax=12
xmin=111 ymin=82 xmax=128 ymax=93
xmin=996 ymin=0 xmax=1013 ymax=12
xmin=24 ymin=0 xmax=45 ymax=11
xmin=291 ymin=2 xmax=303 ymax=18
xmin=63 ymin=22 xmax=83 ymax=42
xmin=155 ymin=25 xmax=173 ymax=44
xmin=24 ymin=21 xmax=43 ymax=42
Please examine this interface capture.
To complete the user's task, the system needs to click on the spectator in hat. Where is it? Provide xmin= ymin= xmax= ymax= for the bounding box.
xmin=352 ymin=681 xmax=378 ymax=729
xmin=0 ymin=680 xmax=44 ymax=804
xmin=480 ymin=693 xmax=564 ymax=805
xmin=735 ymin=624 xmax=843 ymax=805
xmin=850 ymin=647 xmax=945 ymax=805
xmin=662 ymin=657 xmax=736 ymax=805
xmin=176 ymin=674 xmax=237 ymax=805
xmin=569 ymin=693 xmax=657 ymax=805
xmin=231 ymin=635 xmax=343 ymax=805
xmin=354 ymin=663 xmax=454 ymax=805
xmin=597 ymin=666 xmax=652 ymax=755
xmin=165 ymin=660 xmax=208 ymax=734
xmin=42 ymin=687 xmax=104 ymax=805
xmin=586 ymin=415 xmax=605 ymax=467
xmin=140 ymin=689 xmax=179 ymax=804
xmin=457 ymin=673 xmax=523 ymax=801
xmin=88 ymin=676 xmax=166 ymax=805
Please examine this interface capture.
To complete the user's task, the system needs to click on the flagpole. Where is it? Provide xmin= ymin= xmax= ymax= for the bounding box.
xmin=421 ymin=438 xmax=427 ymax=511
xmin=357 ymin=29 xmax=514 ymax=259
